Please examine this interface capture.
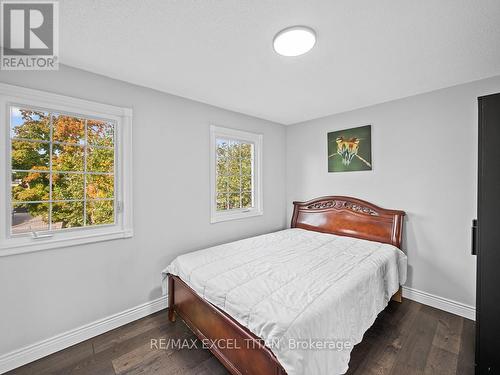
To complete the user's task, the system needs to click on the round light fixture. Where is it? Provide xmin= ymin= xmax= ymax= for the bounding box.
xmin=273 ymin=26 xmax=316 ymax=57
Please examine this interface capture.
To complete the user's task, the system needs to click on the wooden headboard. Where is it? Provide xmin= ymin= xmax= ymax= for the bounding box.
xmin=291 ymin=196 xmax=405 ymax=248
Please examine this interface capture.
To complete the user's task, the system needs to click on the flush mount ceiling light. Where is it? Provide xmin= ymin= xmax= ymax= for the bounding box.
xmin=273 ymin=26 xmax=316 ymax=57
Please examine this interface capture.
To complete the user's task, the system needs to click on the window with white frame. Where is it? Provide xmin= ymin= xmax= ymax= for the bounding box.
xmin=0 ymin=83 xmax=133 ymax=255
xmin=210 ymin=125 xmax=262 ymax=223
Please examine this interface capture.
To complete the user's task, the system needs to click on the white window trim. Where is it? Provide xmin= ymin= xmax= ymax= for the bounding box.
xmin=210 ymin=125 xmax=263 ymax=223
xmin=0 ymin=83 xmax=133 ymax=256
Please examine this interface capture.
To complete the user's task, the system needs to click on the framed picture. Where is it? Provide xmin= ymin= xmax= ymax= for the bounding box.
xmin=328 ymin=125 xmax=372 ymax=172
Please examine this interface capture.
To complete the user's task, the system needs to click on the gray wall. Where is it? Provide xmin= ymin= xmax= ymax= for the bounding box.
xmin=286 ymin=76 xmax=500 ymax=308
xmin=0 ymin=66 xmax=287 ymax=355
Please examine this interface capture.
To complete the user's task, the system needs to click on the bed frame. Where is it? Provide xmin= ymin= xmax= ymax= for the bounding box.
xmin=168 ymin=196 xmax=405 ymax=375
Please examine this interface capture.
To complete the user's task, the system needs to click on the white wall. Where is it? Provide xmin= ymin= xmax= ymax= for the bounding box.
xmin=286 ymin=76 xmax=500 ymax=308
xmin=0 ymin=66 xmax=287 ymax=356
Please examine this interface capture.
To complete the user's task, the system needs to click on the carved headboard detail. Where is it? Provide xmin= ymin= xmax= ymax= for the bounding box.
xmin=291 ymin=196 xmax=405 ymax=248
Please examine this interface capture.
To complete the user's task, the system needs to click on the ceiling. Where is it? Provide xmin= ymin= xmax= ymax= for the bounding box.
xmin=60 ymin=0 xmax=500 ymax=125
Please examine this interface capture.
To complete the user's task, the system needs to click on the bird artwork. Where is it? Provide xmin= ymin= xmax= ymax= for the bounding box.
xmin=328 ymin=125 xmax=372 ymax=172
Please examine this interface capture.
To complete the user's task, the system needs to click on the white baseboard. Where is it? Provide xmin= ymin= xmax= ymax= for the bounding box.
xmin=402 ymin=286 xmax=476 ymax=321
xmin=0 ymin=296 xmax=168 ymax=374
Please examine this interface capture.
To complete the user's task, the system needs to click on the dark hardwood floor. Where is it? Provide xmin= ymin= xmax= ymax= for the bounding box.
xmin=7 ymin=299 xmax=475 ymax=375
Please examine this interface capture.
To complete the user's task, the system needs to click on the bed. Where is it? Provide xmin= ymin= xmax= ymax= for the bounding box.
xmin=162 ymin=196 xmax=406 ymax=375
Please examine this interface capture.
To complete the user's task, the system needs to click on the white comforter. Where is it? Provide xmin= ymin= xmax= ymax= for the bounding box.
xmin=162 ymin=228 xmax=407 ymax=375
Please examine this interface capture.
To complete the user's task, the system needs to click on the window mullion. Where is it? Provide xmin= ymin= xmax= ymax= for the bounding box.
xmin=239 ymin=145 xmax=242 ymax=209
xmin=252 ymin=145 xmax=255 ymax=208
xmin=225 ymin=156 xmax=229 ymax=210
xmin=48 ymin=113 xmax=53 ymax=231
xmin=83 ymin=119 xmax=88 ymax=226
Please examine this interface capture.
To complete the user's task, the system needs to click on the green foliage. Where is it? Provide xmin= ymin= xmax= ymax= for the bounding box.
xmin=13 ymin=110 xmax=50 ymax=140
xmin=87 ymin=200 xmax=114 ymax=225
xmin=215 ymin=139 xmax=253 ymax=211
xmin=52 ymin=173 xmax=84 ymax=200
xmin=52 ymin=202 xmax=84 ymax=228
xmin=11 ymin=140 xmax=50 ymax=170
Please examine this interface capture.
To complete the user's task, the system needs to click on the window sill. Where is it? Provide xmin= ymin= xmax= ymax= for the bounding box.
xmin=210 ymin=209 xmax=263 ymax=224
xmin=0 ymin=229 xmax=133 ymax=257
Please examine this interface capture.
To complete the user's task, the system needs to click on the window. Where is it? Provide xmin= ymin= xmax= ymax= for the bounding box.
xmin=210 ymin=125 xmax=262 ymax=223
xmin=0 ymin=83 xmax=133 ymax=255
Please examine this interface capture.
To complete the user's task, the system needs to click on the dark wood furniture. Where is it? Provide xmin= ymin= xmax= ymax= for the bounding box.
xmin=291 ymin=196 xmax=405 ymax=248
xmin=168 ymin=196 xmax=406 ymax=375
xmin=476 ymin=93 xmax=500 ymax=374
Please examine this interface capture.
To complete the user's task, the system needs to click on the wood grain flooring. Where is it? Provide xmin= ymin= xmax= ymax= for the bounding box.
xmin=7 ymin=299 xmax=475 ymax=375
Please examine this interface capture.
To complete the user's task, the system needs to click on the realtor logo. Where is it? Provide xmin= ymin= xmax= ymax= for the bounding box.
xmin=1 ymin=0 xmax=58 ymax=70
